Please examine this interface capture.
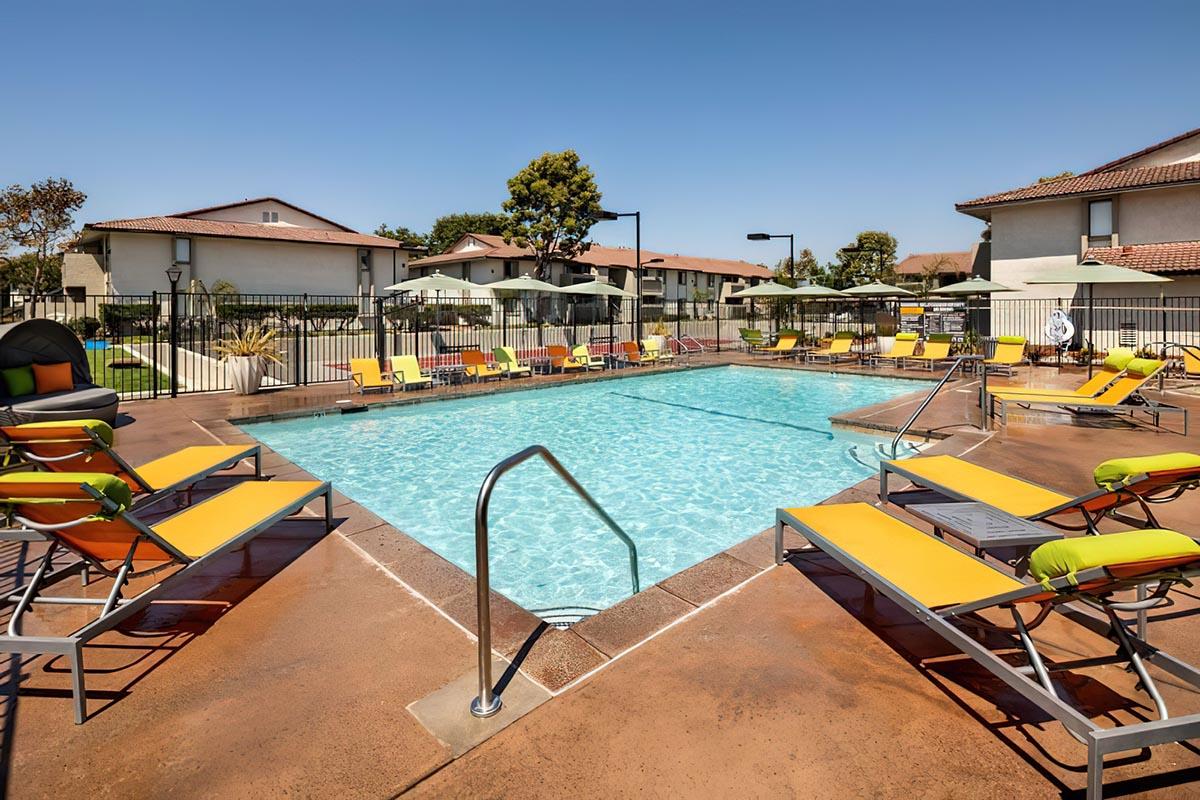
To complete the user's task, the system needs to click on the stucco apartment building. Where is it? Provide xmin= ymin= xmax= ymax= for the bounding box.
xmin=406 ymin=233 xmax=773 ymax=308
xmin=957 ymin=126 xmax=1200 ymax=300
xmin=66 ymin=198 xmax=425 ymax=298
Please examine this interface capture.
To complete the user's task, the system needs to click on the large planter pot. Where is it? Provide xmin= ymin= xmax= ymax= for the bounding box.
xmin=876 ymin=335 xmax=896 ymax=355
xmin=227 ymin=356 xmax=265 ymax=395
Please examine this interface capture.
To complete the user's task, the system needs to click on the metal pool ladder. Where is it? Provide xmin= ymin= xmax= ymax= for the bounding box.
xmin=470 ymin=445 xmax=640 ymax=718
xmin=881 ymin=354 xmax=986 ymax=459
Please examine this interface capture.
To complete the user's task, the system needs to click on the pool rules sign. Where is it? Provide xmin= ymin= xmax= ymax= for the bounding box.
xmin=899 ymin=301 xmax=966 ymax=336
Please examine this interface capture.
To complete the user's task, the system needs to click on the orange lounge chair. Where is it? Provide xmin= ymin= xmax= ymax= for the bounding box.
xmin=462 ymin=350 xmax=503 ymax=382
xmin=547 ymin=345 xmax=587 ymax=373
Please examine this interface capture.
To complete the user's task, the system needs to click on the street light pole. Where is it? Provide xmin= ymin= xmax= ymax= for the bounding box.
xmin=165 ymin=266 xmax=182 ymax=398
xmin=744 ymin=230 xmax=792 ymax=280
xmin=597 ymin=209 xmax=646 ymax=337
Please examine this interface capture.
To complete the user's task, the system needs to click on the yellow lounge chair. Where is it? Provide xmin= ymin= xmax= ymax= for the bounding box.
xmin=1179 ymin=345 xmax=1200 ymax=379
xmin=879 ymin=450 xmax=1200 ymax=532
xmin=388 ymin=355 xmax=434 ymax=390
xmin=349 ymin=357 xmax=392 ymax=394
xmin=982 ymin=335 xmax=1026 ymax=376
xmin=641 ymin=339 xmax=675 ymax=363
xmin=990 ymin=358 xmax=1184 ymax=431
xmin=902 ymin=335 xmax=955 ymax=371
xmin=492 ymin=347 xmax=533 ymax=378
xmin=462 ymin=349 xmax=503 ymax=382
xmin=869 ymin=332 xmax=918 ymax=367
xmin=805 ymin=331 xmax=856 ymax=364
xmin=572 ymin=345 xmax=606 ymax=371
xmin=0 ymin=471 xmax=333 ymax=723
xmin=0 ymin=419 xmax=260 ymax=499
xmin=776 ymin=502 xmax=1200 ymax=800
xmin=995 ymin=348 xmax=1133 ymax=398
xmin=545 ymin=345 xmax=586 ymax=372
xmin=755 ymin=330 xmax=800 ymax=358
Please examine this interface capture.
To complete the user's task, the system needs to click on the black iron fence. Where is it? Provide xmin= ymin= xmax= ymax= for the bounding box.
xmin=17 ymin=292 xmax=1200 ymax=400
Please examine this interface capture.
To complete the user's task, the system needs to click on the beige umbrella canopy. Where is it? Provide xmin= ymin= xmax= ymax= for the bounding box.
xmin=930 ymin=276 xmax=1013 ymax=296
xmin=730 ymin=280 xmax=796 ymax=298
xmin=786 ymin=284 xmax=848 ymax=298
xmin=562 ymin=280 xmax=636 ymax=298
xmin=384 ymin=270 xmax=481 ymax=293
xmin=842 ymin=280 xmax=915 ymax=297
xmin=487 ymin=274 xmax=564 ymax=293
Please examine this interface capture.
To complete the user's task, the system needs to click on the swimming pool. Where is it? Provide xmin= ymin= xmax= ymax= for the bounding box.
xmin=243 ymin=366 xmax=919 ymax=616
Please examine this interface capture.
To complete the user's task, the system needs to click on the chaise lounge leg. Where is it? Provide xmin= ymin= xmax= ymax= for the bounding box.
xmin=1087 ymin=740 xmax=1103 ymax=800
xmin=70 ymin=642 xmax=86 ymax=725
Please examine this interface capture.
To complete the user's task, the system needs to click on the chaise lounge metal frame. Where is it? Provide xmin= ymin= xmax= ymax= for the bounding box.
xmin=776 ymin=504 xmax=1200 ymax=800
xmin=879 ymin=456 xmax=1200 ymax=534
xmin=1 ymin=478 xmax=333 ymax=723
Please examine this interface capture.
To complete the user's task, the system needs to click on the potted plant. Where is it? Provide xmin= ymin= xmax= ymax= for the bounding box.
xmin=875 ymin=322 xmax=897 ymax=357
xmin=649 ymin=320 xmax=670 ymax=349
xmin=214 ymin=326 xmax=281 ymax=395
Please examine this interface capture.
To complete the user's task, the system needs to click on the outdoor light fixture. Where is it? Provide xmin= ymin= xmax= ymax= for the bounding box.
xmin=165 ymin=265 xmax=182 ymax=285
xmin=595 ymin=208 xmax=649 ymax=336
xmin=746 ymin=232 xmax=795 ymax=280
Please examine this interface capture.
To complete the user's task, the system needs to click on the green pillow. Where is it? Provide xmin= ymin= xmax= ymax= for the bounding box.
xmin=1 ymin=366 xmax=35 ymax=398
xmin=1093 ymin=452 xmax=1200 ymax=489
xmin=0 ymin=471 xmax=132 ymax=511
xmin=996 ymin=335 xmax=1026 ymax=345
xmin=1101 ymin=348 xmax=1136 ymax=372
xmin=927 ymin=334 xmax=953 ymax=343
xmin=11 ymin=419 xmax=115 ymax=446
xmin=1030 ymin=530 xmax=1200 ymax=587
xmin=896 ymin=332 xmax=918 ymax=341
xmin=1125 ymin=357 xmax=1163 ymax=378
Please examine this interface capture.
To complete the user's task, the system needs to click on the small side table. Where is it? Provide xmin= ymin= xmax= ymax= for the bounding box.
xmin=903 ymin=501 xmax=1063 ymax=576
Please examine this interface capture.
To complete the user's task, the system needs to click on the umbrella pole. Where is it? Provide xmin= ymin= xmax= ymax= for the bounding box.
xmin=858 ymin=300 xmax=864 ymax=362
xmin=1088 ymin=284 xmax=1094 ymax=379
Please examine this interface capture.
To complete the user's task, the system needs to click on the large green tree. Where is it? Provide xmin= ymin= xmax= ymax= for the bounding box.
xmin=426 ymin=212 xmax=509 ymax=255
xmin=373 ymin=223 xmax=426 ymax=247
xmin=501 ymin=150 xmax=604 ymax=280
xmin=834 ymin=230 xmax=899 ymax=287
xmin=0 ymin=178 xmax=87 ymax=299
xmin=0 ymin=251 xmax=62 ymax=295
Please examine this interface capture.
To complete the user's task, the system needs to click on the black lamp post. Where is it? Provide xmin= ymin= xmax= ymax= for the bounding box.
xmin=746 ymin=232 xmax=795 ymax=282
xmin=597 ymin=209 xmax=648 ymax=337
xmin=165 ymin=266 xmax=182 ymax=397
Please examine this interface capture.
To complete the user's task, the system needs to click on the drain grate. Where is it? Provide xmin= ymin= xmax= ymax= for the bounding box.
xmin=528 ymin=605 xmax=603 ymax=629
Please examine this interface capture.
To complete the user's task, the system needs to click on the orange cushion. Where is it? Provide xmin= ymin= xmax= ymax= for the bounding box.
xmin=32 ymin=362 xmax=74 ymax=394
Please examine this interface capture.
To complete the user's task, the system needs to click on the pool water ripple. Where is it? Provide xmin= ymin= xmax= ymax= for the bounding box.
xmin=244 ymin=366 xmax=917 ymax=612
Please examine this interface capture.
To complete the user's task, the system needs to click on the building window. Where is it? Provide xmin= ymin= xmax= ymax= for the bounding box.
xmin=504 ymin=260 xmax=518 ymax=278
xmin=262 ymin=211 xmax=279 ymax=223
xmin=172 ymin=237 xmax=191 ymax=264
xmin=1089 ymin=199 xmax=1113 ymax=247
xmin=707 ymin=274 xmax=714 ymax=288
xmin=677 ymin=272 xmax=686 ymax=285
xmin=358 ymin=249 xmax=371 ymax=271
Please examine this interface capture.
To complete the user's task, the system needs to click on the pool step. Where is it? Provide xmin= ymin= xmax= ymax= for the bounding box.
xmin=528 ymin=605 xmax=602 ymax=629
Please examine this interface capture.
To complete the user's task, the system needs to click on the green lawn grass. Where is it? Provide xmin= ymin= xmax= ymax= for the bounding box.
xmin=87 ymin=347 xmax=170 ymax=396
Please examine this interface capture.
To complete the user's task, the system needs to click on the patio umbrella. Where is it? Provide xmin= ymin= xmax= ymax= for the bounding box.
xmin=729 ymin=280 xmax=795 ymax=298
xmin=562 ymin=280 xmax=636 ymax=298
xmin=785 ymin=285 xmax=847 ymax=343
xmin=842 ymin=281 xmax=914 ymax=353
xmin=1025 ymin=259 xmax=1172 ymax=377
xmin=383 ymin=269 xmax=481 ymax=294
xmin=488 ymin=274 xmax=565 ymax=347
xmin=931 ymin=276 xmax=1014 ymax=342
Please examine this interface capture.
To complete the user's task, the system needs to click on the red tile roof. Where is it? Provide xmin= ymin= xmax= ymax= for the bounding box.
xmin=411 ymin=233 xmax=773 ymax=279
xmin=894 ymin=250 xmax=973 ymax=276
xmin=957 ymin=160 xmax=1200 ymax=214
xmin=84 ymin=215 xmax=406 ymax=249
xmin=1083 ymin=241 xmax=1200 ymax=274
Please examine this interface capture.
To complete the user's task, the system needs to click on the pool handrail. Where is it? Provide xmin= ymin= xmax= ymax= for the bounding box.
xmin=887 ymin=354 xmax=984 ymax=459
xmin=471 ymin=445 xmax=640 ymax=718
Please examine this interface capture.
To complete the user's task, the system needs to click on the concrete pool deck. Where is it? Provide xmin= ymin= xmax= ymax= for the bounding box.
xmin=4 ymin=355 xmax=1200 ymax=797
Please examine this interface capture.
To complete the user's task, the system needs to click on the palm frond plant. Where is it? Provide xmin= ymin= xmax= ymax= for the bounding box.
xmin=214 ymin=326 xmax=281 ymax=395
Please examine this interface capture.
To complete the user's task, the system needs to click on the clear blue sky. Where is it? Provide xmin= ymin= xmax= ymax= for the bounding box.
xmin=5 ymin=0 xmax=1199 ymax=266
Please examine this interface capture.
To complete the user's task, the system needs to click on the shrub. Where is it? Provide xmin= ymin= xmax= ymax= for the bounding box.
xmin=214 ymin=302 xmax=274 ymax=324
xmin=68 ymin=316 xmax=102 ymax=340
xmin=99 ymin=303 xmax=156 ymax=335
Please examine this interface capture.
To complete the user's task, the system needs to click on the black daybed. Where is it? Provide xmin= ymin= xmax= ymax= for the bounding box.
xmin=0 ymin=319 xmax=119 ymax=425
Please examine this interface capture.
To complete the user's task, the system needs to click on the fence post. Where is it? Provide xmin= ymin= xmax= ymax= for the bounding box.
xmin=301 ymin=293 xmax=309 ymax=385
xmin=715 ymin=300 xmax=721 ymax=353
xmin=168 ymin=284 xmax=179 ymax=398
xmin=676 ymin=299 xmax=682 ymax=345
xmin=151 ymin=291 xmax=160 ymax=399
xmin=374 ymin=295 xmax=386 ymax=367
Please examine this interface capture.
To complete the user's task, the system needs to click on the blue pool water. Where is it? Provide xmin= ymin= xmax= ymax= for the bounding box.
xmin=244 ymin=366 xmax=918 ymax=614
